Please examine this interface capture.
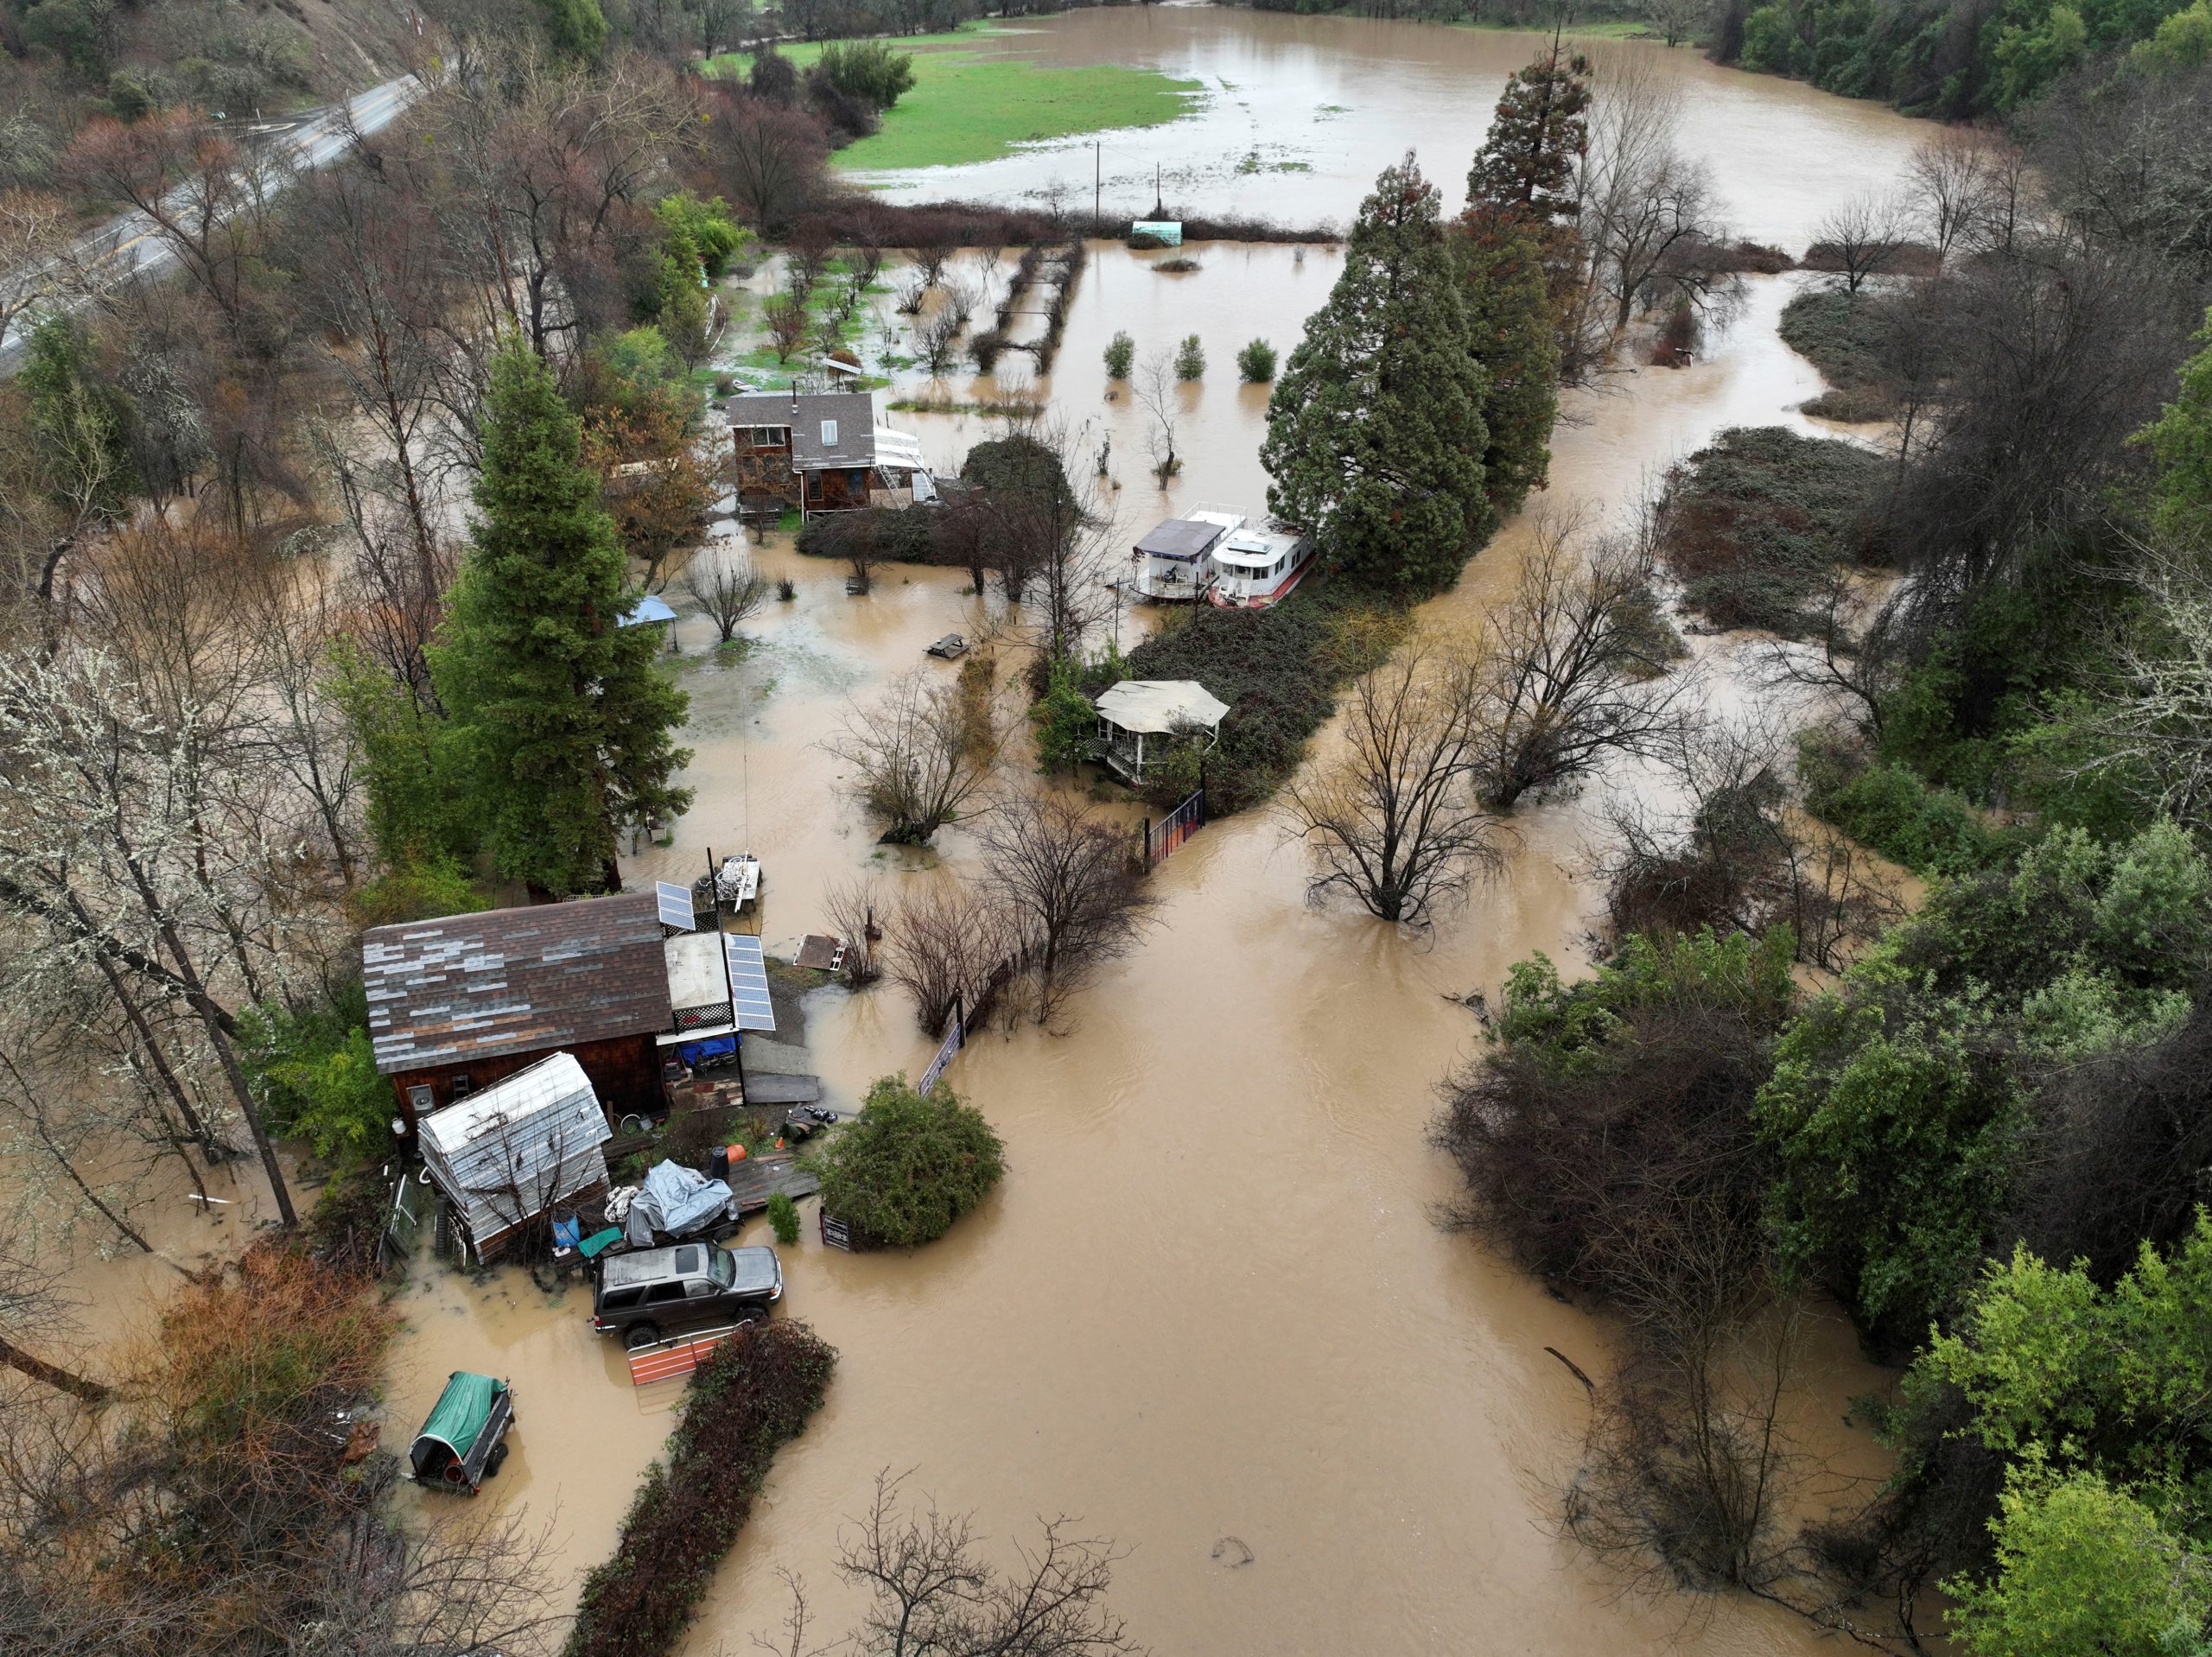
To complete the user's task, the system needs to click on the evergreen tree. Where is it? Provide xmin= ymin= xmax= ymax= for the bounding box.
xmin=1262 ymin=156 xmax=1492 ymax=596
xmin=1465 ymin=39 xmax=1592 ymax=228
xmin=536 ymin=0 xmax=607 ymax=60
xmin=430 ymin=340 xmax=691 ymax=897
xmin=1456 ymin=212 xmax=1560 ymax=514
xmin=20 ymin=314 xmax=137 ymax=524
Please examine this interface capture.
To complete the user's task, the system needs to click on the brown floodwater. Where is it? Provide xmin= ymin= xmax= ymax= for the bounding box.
xmin=49 ymin=12 xmax=1929 ymax=1653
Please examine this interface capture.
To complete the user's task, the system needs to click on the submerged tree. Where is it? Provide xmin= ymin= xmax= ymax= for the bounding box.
xmin=1262 ymin=155 xmax=1492 ymax=596
xmin=1282 ymin=644 xmax=1508 ymax=927
xmin=430 ymin=340 xmax=692 ymax=896
xmin=979 ymin=790 xmax=1157 ymax=1023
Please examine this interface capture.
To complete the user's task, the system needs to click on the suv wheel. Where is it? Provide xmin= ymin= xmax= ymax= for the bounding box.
xmin=733 ymin=1303 xmax=767 ymax=1325
xmin=624 ymin=1324 xmax=661 ymax=1351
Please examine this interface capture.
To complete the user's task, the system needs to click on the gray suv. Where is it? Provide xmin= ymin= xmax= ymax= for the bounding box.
xmin=590 ymin=1242 xmax=782 ymax=1349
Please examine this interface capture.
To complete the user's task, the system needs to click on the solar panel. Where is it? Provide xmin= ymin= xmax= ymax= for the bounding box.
xmin=655 ymin=881 xmax=695 ymax=932
xmin=723 ymin=934 xmax=776 ymax=1032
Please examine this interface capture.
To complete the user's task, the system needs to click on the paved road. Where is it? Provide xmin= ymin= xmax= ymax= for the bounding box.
xmin=0 ymin=73 xmax=423 ymax=373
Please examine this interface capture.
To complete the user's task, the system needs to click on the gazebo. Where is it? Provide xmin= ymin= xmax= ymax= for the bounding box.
xmin=1095 ymin=679 xmax=1230 ymax=783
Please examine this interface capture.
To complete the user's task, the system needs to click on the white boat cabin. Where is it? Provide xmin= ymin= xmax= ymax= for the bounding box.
xmin=1129 ymin=505 xmax=1244 ymax=602
xmin=1207 ymin=526 xmax=1313 ymax=609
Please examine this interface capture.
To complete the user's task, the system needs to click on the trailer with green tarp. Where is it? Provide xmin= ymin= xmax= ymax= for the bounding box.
xmin=407 ymin=1370 xmax=515 ymax=1495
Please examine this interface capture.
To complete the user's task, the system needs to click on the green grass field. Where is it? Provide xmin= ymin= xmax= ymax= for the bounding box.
xmin=702 ymin=32 xmax=1203 ymax=171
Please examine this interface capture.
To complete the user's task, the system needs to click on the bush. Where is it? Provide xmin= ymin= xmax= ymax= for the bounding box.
xmin=1798 ymin=736 xmax=2012 ymax=877
xmin=1756 ymin=821 xmax=2212 ymax=1349
xmin=1103 ymin=330 xmax=1135 ymax=378
xmin=238 ymin=988 xmax=394 ymax=1160
xmin=655 ymin=192 xmax=746 ymax=279
xmin=1777 ymin=286 xmax=1898 ymax=422
xmin=567 ymin=1320 xmax=837 ymax=1657
xmin=1236 ymin=338 xmax=1277 ymax=382
xmin=793 ymin=505 xmax=942 ymax=566
xmin=342 ymin=855 xmax=488 ymax=929
xmin=1173 ymin=333 xmax=1205 ymax=379
xmin=1653 ymin=425 xmax=1888 ymax=635
xmin=1030 ymin=656 xmax=1096 ymax=774
xmin=1434 ymin=930 xmax=1796 ymax=1300
xmin=766 ymin=1190 xmax=800 ymax=1245
xmin=809 ymin=1075 xmax=1004 ymax=1248
xmin=815 ymin=39 xmax=916 ymax=111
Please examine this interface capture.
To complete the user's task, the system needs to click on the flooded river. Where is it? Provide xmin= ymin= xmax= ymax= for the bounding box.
xmin=61 ymin=10 xmax=1933 ymax=1654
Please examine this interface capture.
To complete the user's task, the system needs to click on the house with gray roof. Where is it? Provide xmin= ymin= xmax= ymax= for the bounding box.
xmin=725 ymin=389 xmax=932 ymax=517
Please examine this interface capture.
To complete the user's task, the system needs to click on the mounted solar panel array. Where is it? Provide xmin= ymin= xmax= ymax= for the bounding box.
xmin=723 ymin=934 xmax=776 ymax=1031
xmin=655 ymin=881 xmax=695 ymax=932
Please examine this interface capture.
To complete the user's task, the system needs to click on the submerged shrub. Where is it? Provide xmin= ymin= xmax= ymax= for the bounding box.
xmin=809 ymin=1075 xmax=1004 ymax=1247
xmin=567 ymin=1320 xmax=836 ymax=1657
xmin=1173 ymin=333 xmax=1206 ymax=379
xmin=1236 ymin=338 xmax=1277 ymax=382
xmin=1103 ymin=330 xmax=1135 ymax=378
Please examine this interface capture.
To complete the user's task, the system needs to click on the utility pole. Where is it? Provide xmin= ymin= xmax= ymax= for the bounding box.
xmin=1094 ymin=141 xmax=1102 ymax=231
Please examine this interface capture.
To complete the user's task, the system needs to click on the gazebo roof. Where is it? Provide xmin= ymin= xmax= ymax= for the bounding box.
xmin=1095 ymin=679 xmax=1230 ymax=735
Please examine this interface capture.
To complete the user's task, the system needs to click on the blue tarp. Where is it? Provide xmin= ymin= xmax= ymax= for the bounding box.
xmin=677 ymin=1033 xmax=737 ymax=1068
xmin=623 ymin=1159 xmax=733 ymax=1246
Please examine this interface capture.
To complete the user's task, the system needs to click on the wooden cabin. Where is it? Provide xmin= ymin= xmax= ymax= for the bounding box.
xmin=364 ymin=886 xmax=770 ymax=1132
xmin=726 ymin=390 xmax=932 ymax=519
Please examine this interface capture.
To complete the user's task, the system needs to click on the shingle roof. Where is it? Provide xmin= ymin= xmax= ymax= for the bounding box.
xmin=725 ymin=390 xmax=877 ymax=470
xmin=364 ymin=894 xmax=671 ymax=1074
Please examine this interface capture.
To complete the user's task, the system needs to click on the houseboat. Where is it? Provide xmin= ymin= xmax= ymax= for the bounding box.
xmin=1206 ymin=526 xmax=1313 ymax=609
xmin=1129 ymin=505 xmax=1244 ymax=602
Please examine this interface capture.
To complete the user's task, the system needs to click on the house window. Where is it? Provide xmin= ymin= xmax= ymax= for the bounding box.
xmin=820 ymin=418 xmax=839 ymax=447
xmin=749 ymin=426 xmax=786 ymax=447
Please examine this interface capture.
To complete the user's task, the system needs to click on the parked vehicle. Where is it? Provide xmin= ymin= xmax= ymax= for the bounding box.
xmin=590 ymin=1241 xmax=783 ymax=1349
xmin=407 ymin=1370 xmax=515 ymax=1495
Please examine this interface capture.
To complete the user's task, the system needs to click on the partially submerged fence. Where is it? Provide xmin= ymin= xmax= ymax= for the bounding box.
xmin=626 ymin=1322 xmax=747 ymax=1387
xmin=918 ymin=1000 xmax=965 ymax=1097
xmin=1144 ymin=788 xmax=1205 ymax=865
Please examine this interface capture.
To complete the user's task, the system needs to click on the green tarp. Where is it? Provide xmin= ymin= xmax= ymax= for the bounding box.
xmin=419 ymin=1370 xmax=499 ymax=1457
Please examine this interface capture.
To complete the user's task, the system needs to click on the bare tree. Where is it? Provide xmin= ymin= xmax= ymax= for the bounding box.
xmin=942 ymin=274 xmax=980 ymax=328
xmin=765 ymin=295 xmax=810 ymax=364
xmin=823 ymin=877 xmax=889 ymax=987
xmin=1282 ymin=644 xmax=1510 ymax=927
xmin=1597 ymin=715 xmax=1901 ymax=969
xmin=1757 ymin=570 xmax=1905 ymax=742
xmin=906 ymin=236 xmax=952 ymax=290
xmin=979 ymin=790 xmax=1158 ymax=1023
xmin=1644 ymin=0 xmax=1708 ymax=47
xmin=1905 ymin=127 xmax=2002 ymax=264
xmin=1470 ymin=513 xmax=1693 ymax=809
xmin=0 ymin=188 xmax=71 ymax=354
xmin=1131 ymin=352 xmax=1183 ymax=485
xmin=1810 ymin=189 xmax=1912 ymax=293
xmin=1577 ymin=57 xmax=1733 ymax=342
xmin=881 ymin=881 xmax=1017 ymax=1034
xmin=680 ymin=552 xmax=769 ymax=644
xmin=916 ymin=303 xmax=965 ymax=376
xmin=0 ymin=1241 xmax=109 ymax=1404
xmin=760 ymin=1470 xmax=1142 ymax=1657
xmin=2078 ymin=544 xmax=2212 ymax=829
xmin=825 ymin=670 xmax=1004 ymax=843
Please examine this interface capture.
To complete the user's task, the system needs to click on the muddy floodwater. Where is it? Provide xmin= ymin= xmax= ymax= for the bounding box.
xmin=60 ymin=10 xmax=1932 ymax=1654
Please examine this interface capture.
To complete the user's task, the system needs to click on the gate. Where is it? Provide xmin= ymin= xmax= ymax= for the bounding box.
xmin=1144 ymin=788 xmax=1205 ymax=865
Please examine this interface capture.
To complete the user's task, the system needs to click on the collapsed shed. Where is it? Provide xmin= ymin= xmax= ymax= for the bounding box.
xmin=417 ymin=1051 xmax=613 ymax=1264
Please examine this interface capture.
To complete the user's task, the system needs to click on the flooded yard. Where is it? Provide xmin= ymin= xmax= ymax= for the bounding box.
xmin=86 ymin=10 xmax=1936 ymax=1654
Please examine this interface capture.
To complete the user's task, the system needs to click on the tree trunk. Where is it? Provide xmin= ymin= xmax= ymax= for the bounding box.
xmin=0 ymin=1336 xmax=111 ymax=1404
